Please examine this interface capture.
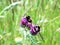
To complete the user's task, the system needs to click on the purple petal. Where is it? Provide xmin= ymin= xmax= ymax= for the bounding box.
xmin=20 ymin=17 xmax=27 ymax=27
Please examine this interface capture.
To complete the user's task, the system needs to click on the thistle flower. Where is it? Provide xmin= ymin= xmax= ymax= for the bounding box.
xmin=20 ymin=16 xmax=40 ymax=36
xmin=30 ymin=25 xmax=40 ymax=35
xmin=21 ymin=16 xmax=32 ymax=28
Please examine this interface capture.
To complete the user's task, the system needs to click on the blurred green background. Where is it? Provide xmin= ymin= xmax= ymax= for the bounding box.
xmin=0 ymin=0 xmax=60 ymax=45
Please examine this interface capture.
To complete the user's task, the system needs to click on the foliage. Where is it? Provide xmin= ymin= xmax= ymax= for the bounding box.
xmin=0 ymin=0 xmax=60 ymax=45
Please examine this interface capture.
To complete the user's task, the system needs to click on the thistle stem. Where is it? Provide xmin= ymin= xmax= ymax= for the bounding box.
xmin=39 ymin=33 xmax=45 ymax=42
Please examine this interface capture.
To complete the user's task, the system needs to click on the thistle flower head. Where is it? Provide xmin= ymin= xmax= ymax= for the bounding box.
xmin=20 ymin=16 xmax=40 ymax=36
xmin=30 ymin=25 xmax=40 ymax=35
xmin=21 ymin=16 xmax=32 ymax=28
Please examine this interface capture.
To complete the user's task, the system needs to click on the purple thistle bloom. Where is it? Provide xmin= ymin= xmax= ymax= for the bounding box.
xmin=30 ymin=25 xmax=40 ymax=35
xmin=20 ymin=16 xmax=32 ymax=27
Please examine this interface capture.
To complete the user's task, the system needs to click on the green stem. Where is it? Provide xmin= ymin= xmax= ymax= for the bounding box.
xmin=39 ymin=33 xmax=45 ymax=42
